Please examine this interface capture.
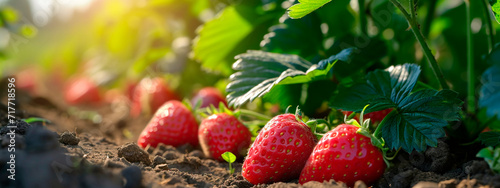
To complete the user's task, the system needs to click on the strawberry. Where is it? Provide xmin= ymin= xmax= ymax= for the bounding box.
xmin=130 ymin=77 xmax=179 ymax=117
xmin=191 ymin=87 xmax=227 ymax=108
xmin=341 ymin=109 xmax=392 ymax=123
xmin=242 ymin=114 xmax=317 ymax=185
xmin=198 ymin=113 xmax=252 ymax=161
xmin=299 ymin=124 xmax=386 ymax=187
xmin=137 ymin=100 xmax=198 ymax=148
xmin=64 ymin=77 xmax=101 ymax=105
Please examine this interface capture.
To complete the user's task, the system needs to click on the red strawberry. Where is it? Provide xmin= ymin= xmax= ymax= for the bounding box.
xmin=341 ymin=109 xmax=392 ymax=123
xmin=64 ymin=77 xmax=101 ymax=105
xmin=191 ymin=87 xmax=227 ymax=108
xmin=242 ymin=114 xmax=317 ymax=185
xmin=299 ymin=124 xmax=385 ymax=187
xmin=198 ymin=113 xmax=251 ymax=161
xmin=131 ymin=77 xmax=179 ymax=117
xmin=137 ymin=100 xmax=198 ymax=148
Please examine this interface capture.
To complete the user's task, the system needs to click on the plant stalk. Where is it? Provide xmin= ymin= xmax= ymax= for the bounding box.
xmin=466 ymin=0 xmax=475 ymax=114
xmin=422 ymin=0 xmax=437 ymax=37
xmin=358 ymin=0 xmax=368 ymax=35
xmin=481 ymin=0 xmax=495 ymax=52
xmin=389 ymin=0 xmax=449 ymax=90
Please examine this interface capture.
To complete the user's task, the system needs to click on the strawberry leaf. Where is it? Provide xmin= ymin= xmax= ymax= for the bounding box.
xmin=287 ymin=0 xmax=332 ymax=19
xmin=193 ymin=4 xmax=279 ymax=75
xmin=479 ymin=131 xmax=500 ymax=147
xmin=261 ymin=13 xmax=323 ymax=60
xmin=490 ymin=0 xmax=500 ymax=24
xmin=226 ymin=48 xmax=355 ymax=107
xmin=479 ymin=44 xmax=500 ymax=119
xmin=476 ymin=146 xmax=500 ymax=174
xmin=331 ymin=64 xmax=462 ymax=152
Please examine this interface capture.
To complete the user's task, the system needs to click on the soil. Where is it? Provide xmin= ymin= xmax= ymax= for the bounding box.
xmin=0 ymin=90 xmax=499 ymax=188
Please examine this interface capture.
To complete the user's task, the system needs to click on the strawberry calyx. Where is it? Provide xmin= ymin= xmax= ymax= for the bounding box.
xmin=349 ymin=105 xmax=396 ymax=168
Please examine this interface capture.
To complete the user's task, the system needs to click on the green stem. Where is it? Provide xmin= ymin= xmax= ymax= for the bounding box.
xmin=358 ymin=0 xmax=368 ymax=35
xmin=481 ymin=0 xmax=495 ymax=52
xmin=422 ymin=0 xmax=437 ymax=37
xmin=409 ymin=0 xmax=416 ymax=19
xmin=373 ymin=109 xmax=395 ymax=137
xmin=389 ymin=0 xmax=449 ymax=90
xmin=466 ymin=0 xmax=475 ymax=114
xmin=238 ymin=109 xmax=272 ymax=121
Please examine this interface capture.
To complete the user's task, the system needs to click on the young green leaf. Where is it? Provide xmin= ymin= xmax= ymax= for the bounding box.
xmin=23 ymin=117 xmax=51 ymax=124
xmin=490 ymin=0 xmax=500 ymax=23
xmin=476 ymin=146 xmax=500 ymax=174
xmin=193 ymin=4 xmax=280 ymax=76
xmin=287 ymin=0 xmax=332 ymax=19
xmin=226 ymin=48 xmax=355 ymax=108
xmin=330 ymin=64 xmax=462 ymax=152
xmin=221 ymin=151 xmax=237 ymax=174
xmin=479 ymin=131 xmax=500 ymax=147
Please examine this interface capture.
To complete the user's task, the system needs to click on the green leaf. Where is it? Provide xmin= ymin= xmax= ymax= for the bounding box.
xmin=23 ymin=117 xmax=51 ymax=124
xmin=287 ymin=0 xmax=332 ymax=19
xmin=330 ymin=64 xmax=462 ymax=152
xmin=221 ymin=151 xmax=236 ymax=163
xmin=479 ymin=131 xmax=500 ymax=147
xmin=227 ymin=48 xmax=355 ymax=107
xmin=490 ymin=0 xmax=500 ymax=23
xmin=479 ymin=44 xmax=500 ymax=119
xmin=193 ymin=4 xmax=279 ymax=76
xmin=476 ymin=146 xmax=500 ymax=174
xmin=261 ymin=13 xmax=323 ymax=59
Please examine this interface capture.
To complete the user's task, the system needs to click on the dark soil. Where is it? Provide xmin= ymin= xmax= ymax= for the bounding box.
xmin=0 ymin=92 xmax=499 ymax=188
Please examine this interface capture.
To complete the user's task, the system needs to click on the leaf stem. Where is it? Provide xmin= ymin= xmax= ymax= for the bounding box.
xmin=409 ymin=0 xmax=416 ymax=19
xmin=466 ymin=0 xmax=475 ymax=114
xmin=481 ymin=0 xmax=495 ymax=52
xmin=389 ymin=0 xmax=449 ymax=90
xmin=373 ymin=109 xmax=396 ymax=137
xmin=358 ymin=0 xmax=368 ymax=35
xmin=238 ymin=109 xmax=272 ymax=121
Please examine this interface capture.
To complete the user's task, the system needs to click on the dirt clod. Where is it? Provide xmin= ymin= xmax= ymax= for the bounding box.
xmin=152 ymin=155 xmax=166 ymax=166
xmin=438 ymin=179 xmax=458 ymax=188
xmin=413 ymin=181 xmax=439 ymax=188
xmin=59 ymin=131 xmax=80 ymax=145
xmin=117 ymin=142 xmax=151 ymax=165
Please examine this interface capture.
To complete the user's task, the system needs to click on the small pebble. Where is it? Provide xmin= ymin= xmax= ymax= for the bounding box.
xmin=117 ymin=143 xmax=151 ymax=165
xmin=59 ymin=131 xmax=80 ymax=145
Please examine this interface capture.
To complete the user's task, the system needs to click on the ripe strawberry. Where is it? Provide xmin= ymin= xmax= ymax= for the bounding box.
xmin=191 ymin=87 xmax=228 ymax=108
xmin=130 ymin=77 xmax=179 ymax=117
xmin=64 ymin=77 xmax=101 ymax=105
xmin=242 ymin=114 xmax=317 ymax=185
xmin=299 ymin=124 xmax=385 ymax=187
xmin=341 ymin=109 xmax=392 ymax=123
xmin=137 ymin=100 xmax=198 ymax=148
xmin=199 ymin=113 xmax=251 ymax=161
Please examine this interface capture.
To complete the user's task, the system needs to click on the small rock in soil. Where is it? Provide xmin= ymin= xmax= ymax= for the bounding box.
xmin=121 ymin=165 xmax=143 ymax=188
xmin=463 ymin=160 xmax=490 ymax=175
xmin=0 ymin=119 xmax=31 ymax=135
xmin=162 ymin=151 xmax=179 ymax=160
xmin=144 ymin=144 xmax=155 ymax=154
xmin=25 ymin=126 xmax=60 ymax=153
xmin=152 ymin=155 xmax=166 ymax=166
xmin=188 ymin=150 xmax=204 ymax=158
xmin=413 ymin=181 xmax=438 ymax=188
xmin=117 ymin=142 xmax=151 ymax=165
xmin=457 ymin=179 xmax=478 ymax=188
xmin=222 ymin=174 xmax=252 ymax=188
xmin=391 ymin=170 xmax=415 ymax=188
xmin=176 ymin=143 xmax=194 ymax=154
xmin=59 ymin=131 xmax=80 ymax=145
xmin=156 ymin=164 xmax=169 ymax=170
xmin=438 ymin=179 xmax=458 ymax=188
